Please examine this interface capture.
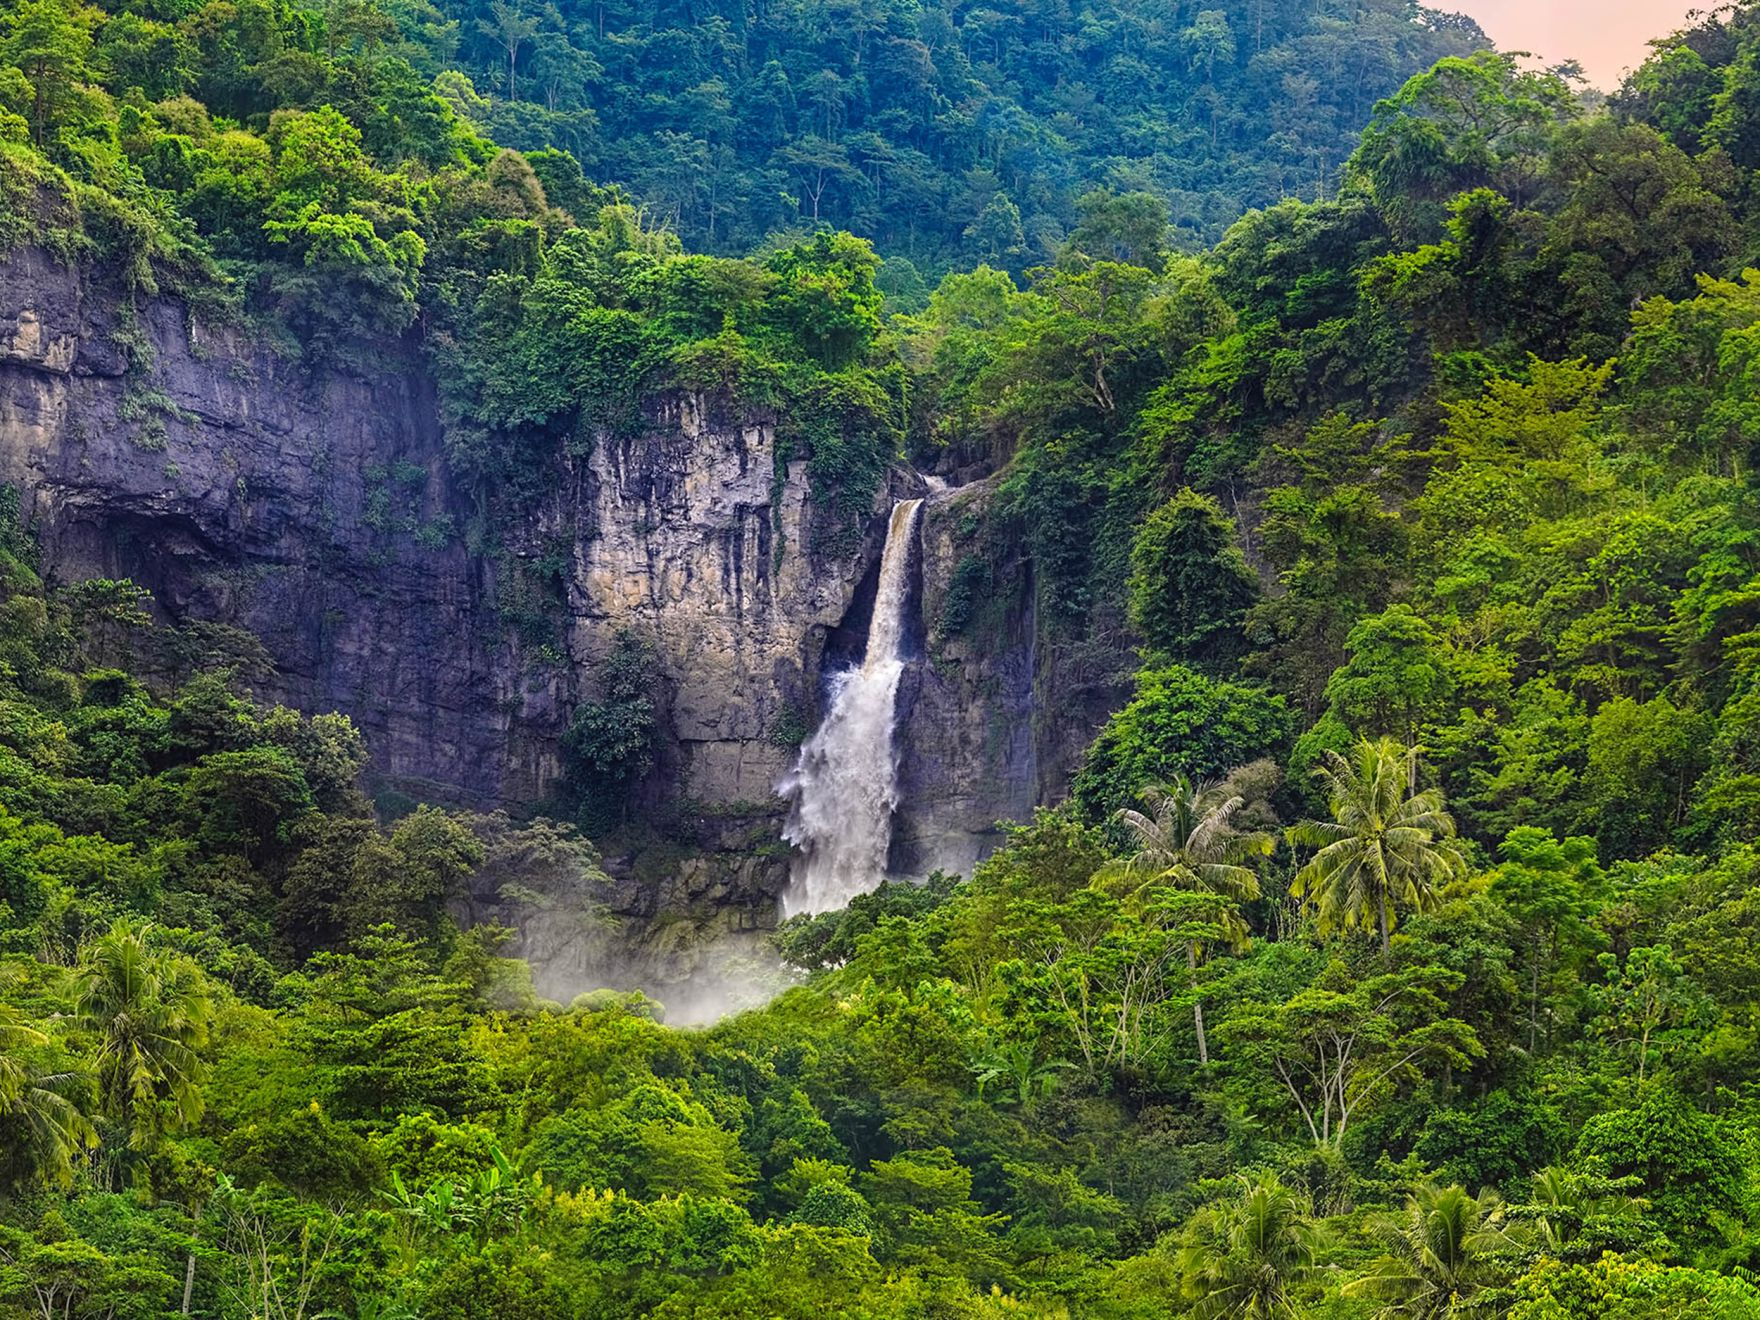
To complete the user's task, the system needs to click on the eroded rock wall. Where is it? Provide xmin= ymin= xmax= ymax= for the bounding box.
xmin=0 ymin=248 xmax=881 ymax=819
xmin=0 ymin=248 xmax=1124 ymax=924
xmin=892 ymin=480 xmax=1135 ymax=877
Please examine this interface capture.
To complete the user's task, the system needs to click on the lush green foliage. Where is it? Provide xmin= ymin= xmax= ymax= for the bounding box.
xmin=1127 ymin=489 xmax=1258 ymax=670
xmin=561 ymin=630 xmax=656 ymax=830
xmin=14 ymin=0 xmax=1760 ymax=1316
xmin=428 ymin=0 xmax=1487 ymax=264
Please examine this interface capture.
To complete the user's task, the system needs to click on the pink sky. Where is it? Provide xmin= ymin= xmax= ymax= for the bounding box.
xmin=1448 ymin=0 xmax=1700 ymax=88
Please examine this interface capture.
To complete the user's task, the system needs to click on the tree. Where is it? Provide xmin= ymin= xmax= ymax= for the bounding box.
xmin=95 ymin=13 xmax=195 ymax=101
xmin=969 ymin=1040 xmax=1071 ymax=1108
xmin=1180 ymin=11 xmax=1236 ymax=84
xmin=1217 ymin=960 xmax=1482 ymax=1149
xmin=1071 ymin=666 xmax=1291 ymax=819
xmin=263 ymin=205 xmax=429 ymax=335
xmin=72 ymin=921 xmax=212 ymax=1151
xmin=476 ymin=0 xmax=538 ymax=101
xmin=1288 ymin=737 xmax=1466 ymax=955
xmin=180 ymin=746 xmax=315 ymax=863
xmin=1490 ymin=828 xmax=1602 ymax=1054
xmin=1572 ymin=1089 xmax=1744 ymax=1251
xmin=1508 ymin=1254 xmax=1760 ymax=1318
xmin=1587 ymin=945 xmax=1683 ymax=1084
xmin=1248 ymin=417 xmax=1408 ymax=719
xmin=564 ymin=631 xmax=657 ymax=829
xmin=772 ymin=136 xmax=863 ymax=225
xmin=1706 ymin=43 xmax=1760 ymax=169
xmin=211 ymin=1182 xmax=346 ymax=1320
xmin=1347 ymin=52 xmax=1575 ymax=241
xmin=0 ymin=0 xmax=98 ymax=146
xmin=0 ymin=1001 xmax=93 ymax=1189
xmin=260 ymin=707 xmax=368 ymax=812
xmin=349 ymin=807 xmax=485 ymax=944
xmin=1104 ymin=776 xmax=1270 ymax=1064
xmin=1322 ymin=606 xmax=1453 ymax=751
xmin=0 ymin=1218 xmax=178 ymax=1320
xmin=963 ymin=192 xmax=1027 ymax=271
xmin=1579 ymin=695 xmax=1711 ymax=857
xmin=1127 ymin=490 xmax=1259 ymax=670
xmin=861 ymin=1148 xmax=1008 ymax=1282
xmin=268 ymin=105 xmax=377 ymax=213
xmin=1009 ymin=260 xmax=1159 ymax=417
xmin=1514 ymin=1165 xmax=1651 ymax=1262
xmin=762 ymin=230 xmax=884 ymax=370
xmin=1343 ymin=1183 xmax=1521 ymax=1318
xmin=994 ymin=888 xmax=1180 ymax=1078
xmin=292 ymin=924 xmax=484 ymax=1124
xmin=1064 ymin=189 xmax=1170 ymax=272
xmin=1175 ymin=1173 xmax=1326 ymax=1319
xmin=1413 ymin=1092 xmax=1569 ymax=1193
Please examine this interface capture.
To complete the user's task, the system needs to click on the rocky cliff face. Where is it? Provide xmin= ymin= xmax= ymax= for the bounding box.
xmin=0 ymin=247 xmax=883 ymax=808
xmin=0 ymin=246 xmax=548 ymax=800
xmin=0 ymin=248 xmax=1124 ymax=941
xmin=892 ymin=481 xmax=1136 ymax=877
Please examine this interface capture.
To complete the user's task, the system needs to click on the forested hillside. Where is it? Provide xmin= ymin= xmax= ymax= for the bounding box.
xmin=434 ymin=0 xmax=1489 ymax=265
xmin=0 ymin=0 xmax=1493 ymax=296
xmin=11 ymin=0 xmax=1760 ymax=1315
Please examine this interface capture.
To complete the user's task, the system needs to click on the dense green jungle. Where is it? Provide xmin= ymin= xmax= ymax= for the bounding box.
xmin=10 ymin=0 xmax=1760 ymax=1314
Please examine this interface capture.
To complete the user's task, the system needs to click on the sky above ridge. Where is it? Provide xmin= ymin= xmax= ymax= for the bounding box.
xmin=1450 ymin=0 xmax=1699 ymax=88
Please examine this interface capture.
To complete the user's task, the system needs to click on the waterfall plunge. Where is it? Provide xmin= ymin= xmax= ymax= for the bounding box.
xmin=779 ymin=498 xmax=924 ymax=915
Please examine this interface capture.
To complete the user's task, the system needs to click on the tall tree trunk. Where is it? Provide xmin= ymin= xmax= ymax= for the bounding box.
xmin=182 ymin=1195 xmax=204 ymax=1314
xmin=1528 ymin=945 xmax=1542 ymax=1054
xmin=1379 ymin=889 xmax=1391 ymax=957
xmin=1188 ymin=942 xmax=1209 ymax=1065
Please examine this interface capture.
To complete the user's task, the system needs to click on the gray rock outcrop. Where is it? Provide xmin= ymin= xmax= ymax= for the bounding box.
xmin=0 ymin=247 xmax=1127 ymax=937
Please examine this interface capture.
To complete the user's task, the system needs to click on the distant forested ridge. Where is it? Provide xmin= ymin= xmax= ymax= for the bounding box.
xmin=440 ymin=0 xmax=1490 ymax=267
xmin=0 ymin=0 xmax=1499 ymax=288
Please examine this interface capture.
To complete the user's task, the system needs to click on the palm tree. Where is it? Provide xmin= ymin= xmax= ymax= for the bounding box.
xmin=1521 ymin=1165 xmax=1647 ymax=1259
xmin=0 ymin=1001 xmax=95 ymax=1187
xmin=1288 ymin=738 xmax=1465 ymax=956
xmin=1342 ymin=1183 xmax=1522 ymax=1317
xmin=1176 ymin=1172 xmax=1327 ymax=1319
xmin=1104 ymin=776 xmax=1271 ymax=1064
xmin=73 ymin=921 xmax=212 ymax=1151
xmin=970 ymin=1040 xmax=1073 ymax=1107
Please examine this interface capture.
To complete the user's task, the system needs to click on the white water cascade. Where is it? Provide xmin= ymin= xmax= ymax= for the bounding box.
xmin=779 ymin=497 xmax=925 ymax=915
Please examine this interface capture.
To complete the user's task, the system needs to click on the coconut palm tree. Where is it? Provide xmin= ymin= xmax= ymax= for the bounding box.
xmin=0 ymin=1001 xmax=95 ymax=1187
xmin=1342 ymin=1183 xmax=1523 ymax=1318
xmin=1287 ymin=737 xmax=1465 ymax=956
xmin=1176 ymin=1172 xmax=1327 ymax=1319
xmin=1103 ymin=775 xmax=1271 ymax=1064
xmin=72 ymin=921 xmax=211 ymax=1151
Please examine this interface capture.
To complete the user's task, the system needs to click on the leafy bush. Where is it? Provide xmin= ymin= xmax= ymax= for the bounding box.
xmin=1071 ymin=665 xmax=1292 ymax=819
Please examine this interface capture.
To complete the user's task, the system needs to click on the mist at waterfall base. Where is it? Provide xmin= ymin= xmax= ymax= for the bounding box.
xmin=510 ymin=907 xmax=799 ymax=1029
xmin=780 ymin=498 xmax=925 ymax=916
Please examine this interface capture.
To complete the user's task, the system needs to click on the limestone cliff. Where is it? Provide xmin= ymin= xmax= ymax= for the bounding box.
xmin=0 ymin=247 xmax=884 ymax=810
xmin=0 ymin=247 xmax=1126 ymax=942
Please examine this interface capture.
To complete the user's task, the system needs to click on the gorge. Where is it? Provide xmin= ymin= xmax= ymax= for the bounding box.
xmin=0 ymin=244 xmax=1126 ymax=989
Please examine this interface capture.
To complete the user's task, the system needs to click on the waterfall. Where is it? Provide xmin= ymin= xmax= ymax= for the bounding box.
xmin=779 ymin=497 xmax=925 ymax=915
